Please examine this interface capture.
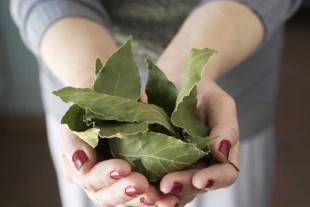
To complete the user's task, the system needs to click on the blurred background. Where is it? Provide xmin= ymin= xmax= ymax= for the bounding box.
xmin=0 ymin=1 xmax=309 ymax=206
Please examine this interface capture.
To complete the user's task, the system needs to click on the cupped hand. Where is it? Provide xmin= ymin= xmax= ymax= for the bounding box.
xmin=59 ymin=126 xmax=160 ymax=207
xmin=148 ymin=79 xmax=240 ymax=207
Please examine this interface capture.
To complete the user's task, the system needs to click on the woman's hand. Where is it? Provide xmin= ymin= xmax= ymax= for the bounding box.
xmin=59 ymin=126 xmax=160 ymax=207
xmin=141 ymin=78 xmax=239 ymax=207
xmin=156 ymin=79 xmax=239 ymax=207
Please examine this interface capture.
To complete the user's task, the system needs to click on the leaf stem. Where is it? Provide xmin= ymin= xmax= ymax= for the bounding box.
xmin=226 ymin=160 xmax=240 ymax=172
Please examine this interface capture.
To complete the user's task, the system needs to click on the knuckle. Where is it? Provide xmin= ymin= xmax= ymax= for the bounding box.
xmin=79 ymin=179 xmax=97 ymax=192
xmin=59 ymin=154 xmax=73 ymax=183
xmin=63 ymin=137 xmax=75 ymax=153
xmin=231 ymin=126 xmax=240 ymax=140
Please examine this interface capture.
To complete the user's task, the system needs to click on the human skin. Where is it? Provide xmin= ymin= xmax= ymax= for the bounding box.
xmin=40 ymin=1 xmax=263 ymax=206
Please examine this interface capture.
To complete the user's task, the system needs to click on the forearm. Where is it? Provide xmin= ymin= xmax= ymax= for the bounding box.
xmin=157 ymin=1 xmax=264 ymax=88
xmin=40 ymin=17 xmax=117 ymax=87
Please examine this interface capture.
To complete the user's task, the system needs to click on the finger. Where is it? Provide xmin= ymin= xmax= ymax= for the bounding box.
xmin=156 ymin=194 xmax=179 ymax=207
xmin=192 ymin=144 xmax=239 ymax=191
xmin=59 ymin=151 xmax=75 ymax=183
xmin=124 ymin=185 xmax=160 ymax=207
xmin=160 ymin=169 xmax=201 ymax=198
xmin=202 ymin=83 xmax=239 ymax=162
xmin=140 ymin=90 xmax=147 ymax=103
xmin=77 ymin=159 xmax=131 ymax=192
xmin=86 ymin=172 xmax=150 ymax=207
xmin=61 ymin=126 xmax=97 ymax=174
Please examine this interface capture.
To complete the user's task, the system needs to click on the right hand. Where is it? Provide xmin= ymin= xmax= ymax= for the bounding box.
xmin=59 ymin=126 xmax=160 ymax=207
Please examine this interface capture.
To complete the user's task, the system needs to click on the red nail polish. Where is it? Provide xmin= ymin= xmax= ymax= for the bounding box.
xmin=110 ymin=170 xmax=125 ymax=179
xmin=219 ymin=140 xmax=231 ymax=159
xmin=140 ymin=197 xmax=153 ymax=205
xmin=167 ymin=182 xmax=183 ymax=194
xmin=204 ymin=180 xmax=214 ymax=189
xmin=125 ymin=186 xmax=141 ymax=197
xmin=72 ymin=149 xmax=88 ymax=171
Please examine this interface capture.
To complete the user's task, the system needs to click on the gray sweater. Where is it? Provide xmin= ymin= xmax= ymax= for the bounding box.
xmin=11 ymin=0 xmax=302 ymax=140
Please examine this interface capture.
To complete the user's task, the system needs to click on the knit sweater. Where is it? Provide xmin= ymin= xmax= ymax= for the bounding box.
xmin=10 ymin=0 xmax=302 ymax=140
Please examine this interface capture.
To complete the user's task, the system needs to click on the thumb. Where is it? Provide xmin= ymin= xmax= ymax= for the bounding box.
xmin=61 ymin=125 xmax=97 ymax=174
xmin=198 ymin=82 xmax=239 ymax=163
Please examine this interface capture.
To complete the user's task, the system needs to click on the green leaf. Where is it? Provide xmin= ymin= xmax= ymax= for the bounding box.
xmin=172 ymin=86 xmax=209 ymax=136
xmin=61 ymin=104 xmax=89 ymax=132
xmin=189 ymin=135 xmax=221 ymax=151
xmin=71 ymin=127 xmax=100 ymax=148
xmin=87 ymin=37 xmax=142 ymax=133
xmin=92 ymin=37 xmax=140 ymax=101
xmin=109 ymin=132 xmax=206 ymax=182
xmin=53 ymin=87 xmax=175 ymax=134
xmin=61 ymin=104 xmax=100 ymax=147
xmin=95 ymin=121 xmax=148 ymax=138
xmin=145 ymin=58 xmax=177 ymax=117
xmin=95 ymin=57 xmax=103 ymax=77
xmin=171 ymin=48 xmax=216 ymax=136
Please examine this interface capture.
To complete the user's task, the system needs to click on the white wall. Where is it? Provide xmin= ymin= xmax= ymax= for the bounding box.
xmin=0 ymin=0 xmax=43 ymax=114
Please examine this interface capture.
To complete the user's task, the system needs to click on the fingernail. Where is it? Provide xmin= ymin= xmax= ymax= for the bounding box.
xmin=219 ymin=140 xmax=231 ymax=159
xmin=140 ymin=197 xmax=153 ymax=205
xmin=125 ymin=186 xmax=141 ymax=197
xmin=110 ymin=170 xmax=125 ymax=179
xmin=204 ymin=180 xmax=214 ymax=189
xmin=167 ymin=182 xmax=183 ymax=194
xmin=72 ymin=149 xmax=88 ymax=171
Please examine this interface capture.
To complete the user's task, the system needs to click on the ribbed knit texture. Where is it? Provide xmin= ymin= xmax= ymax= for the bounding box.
xmin=10 ymin=0 xmax=110 ymax=56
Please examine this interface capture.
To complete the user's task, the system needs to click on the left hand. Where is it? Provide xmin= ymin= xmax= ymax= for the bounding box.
xmin=142 ymin=78 xmax=240 ymax=207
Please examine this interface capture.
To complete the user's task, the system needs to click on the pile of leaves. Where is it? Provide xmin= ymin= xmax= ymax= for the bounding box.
xmin=53 ymin=37 xmax=219 ymax=182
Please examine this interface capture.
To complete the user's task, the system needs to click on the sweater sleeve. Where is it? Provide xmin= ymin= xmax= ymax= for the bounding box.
xmin=10 ymin=0 xmax=111 ymax=56
xmin=198 ymin=0 xmax=303 ymax=43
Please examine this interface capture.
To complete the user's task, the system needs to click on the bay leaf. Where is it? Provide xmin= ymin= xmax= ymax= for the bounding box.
xmin=172 ymin=86 xmax=209 ymax=136
xmin=95 ymin=121 xmax=148 ymax=138
xmin=53 ymin=87 xmax=175 ymax=134
xmin=71 ymin=127 xmax=100 ymax=148
xmin=189 ymin=135 xmax=221 ymax=151
xmin=145 ymin=58 xmax=177 ymax=117
xmin=95 ymin=57 xmax=103 ymax=77
xmin=171 ymin=48 xmax=216 ymax=136
xmin=61 ymin=104 xmax=100 ymax=147
xmin=87 ymin=37 xmax=141 ymax=132
xmin=93 ymin=37 xmax=140 ymax=101
xmin=109 ymin=132 xmax=206 ymax=182
xmin=61 ymin=104 xmax=88 ymax=132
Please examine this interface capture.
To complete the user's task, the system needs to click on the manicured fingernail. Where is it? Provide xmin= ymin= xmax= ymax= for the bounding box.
xmin=72 ymin=149 xmax=88 ymax=171
xmin=219 ymin=140 xmax=231 ymax=159
xmin=125 ymin=186 xmax=141 ymax=197
xmin=204 ymin=180 xmax=214 ymax=189
xmin=167 ymin=182 xmax=183 ymax=194
xmin=110 ymin=170 xmax=125 ymax=179
xmin=140 ymin=197 xmax=153 ymax=205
